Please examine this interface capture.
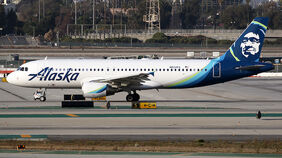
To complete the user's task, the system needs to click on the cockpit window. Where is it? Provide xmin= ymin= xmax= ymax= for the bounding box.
xmin=17 ymin=67 xmax=28 ymax=71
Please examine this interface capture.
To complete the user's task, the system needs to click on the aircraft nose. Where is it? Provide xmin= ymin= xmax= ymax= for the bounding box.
xmin=6 ymin=72 xmax=16 ymax=84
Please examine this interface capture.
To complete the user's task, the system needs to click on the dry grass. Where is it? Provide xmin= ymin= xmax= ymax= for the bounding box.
xmin=0 ymin=139 xmax=281 ymax=154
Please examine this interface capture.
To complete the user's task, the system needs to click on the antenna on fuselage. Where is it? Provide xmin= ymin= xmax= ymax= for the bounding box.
xmin=44 ymin=56 xmax=48 ymax=60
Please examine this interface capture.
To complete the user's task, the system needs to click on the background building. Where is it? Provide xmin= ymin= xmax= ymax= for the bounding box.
xmin=201 ymin=0 xmax=243 ymax=12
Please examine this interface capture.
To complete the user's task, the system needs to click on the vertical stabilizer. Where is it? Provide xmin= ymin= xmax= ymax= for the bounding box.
xmin=220 ymin=17 xmax=269 ymax=63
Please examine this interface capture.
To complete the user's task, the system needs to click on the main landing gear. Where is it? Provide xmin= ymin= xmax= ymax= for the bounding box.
xmin=33 ymin=89 xmax=46 ymax=102
xmin=126 ymin=91 xmax=140 ymax=102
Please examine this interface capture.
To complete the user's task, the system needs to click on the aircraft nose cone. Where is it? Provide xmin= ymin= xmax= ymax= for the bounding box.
xmin=6 ymin=72 xmax=15 ymax=84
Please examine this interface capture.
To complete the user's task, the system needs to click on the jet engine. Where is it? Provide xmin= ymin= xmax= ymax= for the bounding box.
xmin=82 ymin=82 xmax=116 ymax=98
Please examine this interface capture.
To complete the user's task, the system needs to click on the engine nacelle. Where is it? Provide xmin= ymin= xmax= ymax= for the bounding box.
xmin=82 ymin=82 xmax=115 ymax=98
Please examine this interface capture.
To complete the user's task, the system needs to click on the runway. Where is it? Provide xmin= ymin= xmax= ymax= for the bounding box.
xmin=0 ymin=77 xmax=282 ymax=142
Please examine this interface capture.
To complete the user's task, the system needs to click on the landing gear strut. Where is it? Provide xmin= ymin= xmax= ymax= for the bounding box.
xmin=33 ymin=89 xmax=46 ymax=102
xmin=126 ymin=92 xmax=140 ymax=102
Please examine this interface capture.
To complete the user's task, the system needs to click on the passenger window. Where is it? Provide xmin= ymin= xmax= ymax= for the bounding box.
xmin=107 ymin=69 xmax=109 ymax=71
xmin=25 ymin=67 xmax=28 ymax=71
xmin=190 ymin=69 xmax=192 ymax=71
xmin=167 ymin=69 xmax=169 ymax=71
xmin=125 ymin=69 xmax=127 ymax=71
xmin=90 ymin=69 xmax=92 ymax=71
xmin=159 ymin=69 xmax=161 ymax=71
xmin=101 ymin=69 xmax=104 ymax=71
xmin=197 ymin=69 xmax=200 ymax=71
xmin=121 ymin=69 xmax=123 ymax=71
xmin=97 ymin=69 xmax=100 ymax=71
xmin=205 ymin=69 xmax=207 ymax=71
xmin=86 ymin=68 xmax=88 ymax=71
xmin=113 ymin=69 xmax=115 ymax=71
xmin=182 ymin=69 xmax=184 ymax=71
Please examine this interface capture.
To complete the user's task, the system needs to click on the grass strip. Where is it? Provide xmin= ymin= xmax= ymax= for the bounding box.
xmin=0 ymin=140 xmax=281 ymax=155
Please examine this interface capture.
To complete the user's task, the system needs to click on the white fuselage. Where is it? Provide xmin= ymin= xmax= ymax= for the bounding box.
xmin=7 ymin=59 xmax=211 ymax=89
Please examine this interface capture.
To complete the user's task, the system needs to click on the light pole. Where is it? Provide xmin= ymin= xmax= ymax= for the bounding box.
xmin=93 ymin=0 xmax=95 ymax=30
xmin=0 ymin=28 xmax=3 ymax=36
xmin=38 ymin=0 xmax=41 ymax=22
xmin=74 ymin=0 xmax=77 ymax=25
xmin=43 ymin=0 xmax=45 ymax=18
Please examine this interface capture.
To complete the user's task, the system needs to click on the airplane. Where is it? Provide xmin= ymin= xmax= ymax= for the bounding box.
xmin=7 ymin=17 xmax=274 ymax=102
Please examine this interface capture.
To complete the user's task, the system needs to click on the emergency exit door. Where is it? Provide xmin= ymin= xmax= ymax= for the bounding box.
xmin=213 ymin=62 xmax=221 ymax=78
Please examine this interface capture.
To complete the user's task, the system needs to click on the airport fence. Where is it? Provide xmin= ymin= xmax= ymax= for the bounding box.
xmin=58 ymin=42 xmax=282 ymax=48
xmin=0 ymin=35 xmax=281 ymax=48
xmin=59 ymin=42 xmax=230 ymax=48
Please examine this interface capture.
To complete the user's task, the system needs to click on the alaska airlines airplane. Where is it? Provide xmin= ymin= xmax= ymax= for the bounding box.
xmin=7 ymin=17 xmax=274 ymax=102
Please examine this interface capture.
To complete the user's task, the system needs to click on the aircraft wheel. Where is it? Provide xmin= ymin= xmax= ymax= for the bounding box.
xmin=133 ymin=93 xmax=140 ymax=101
xmin=40 ymin=96 xmax=46 ymax=102
xmin=126 ymin=94 xmax=134 ymax=102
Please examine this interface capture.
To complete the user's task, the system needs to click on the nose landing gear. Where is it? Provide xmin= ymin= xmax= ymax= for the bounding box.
xmin=33 ymin=89 xmax=46 ymax=102
xmin=126 ymin=92 xmax=140 ymax=102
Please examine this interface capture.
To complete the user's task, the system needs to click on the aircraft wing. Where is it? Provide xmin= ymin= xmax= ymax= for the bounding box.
xmin=89 ymin=72 xmax=155 ymax=87
xmin=235 ymin=65 xmax=265 ymax=71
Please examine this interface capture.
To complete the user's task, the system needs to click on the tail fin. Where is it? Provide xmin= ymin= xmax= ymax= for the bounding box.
xmin=220 ymin=17 xmax=269 ymax=63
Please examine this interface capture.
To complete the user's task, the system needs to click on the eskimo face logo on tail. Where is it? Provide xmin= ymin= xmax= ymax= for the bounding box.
xmin=240 ymin=32 xmax=260 ymax=58
xmin=28 ymin=67 xmax=79 ymax=83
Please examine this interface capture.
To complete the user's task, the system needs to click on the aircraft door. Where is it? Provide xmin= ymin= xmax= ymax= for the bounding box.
xmin=213 ymin=62 xmax=221 ymax=78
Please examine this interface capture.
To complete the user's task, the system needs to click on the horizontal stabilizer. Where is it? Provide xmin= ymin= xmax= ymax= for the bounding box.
xmin=235 ymin=65 xmax=265 ymax=71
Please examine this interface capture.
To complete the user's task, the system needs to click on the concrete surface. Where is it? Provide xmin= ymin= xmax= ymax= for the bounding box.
xmin=0 ymin=78 xmax=281 ymax=141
